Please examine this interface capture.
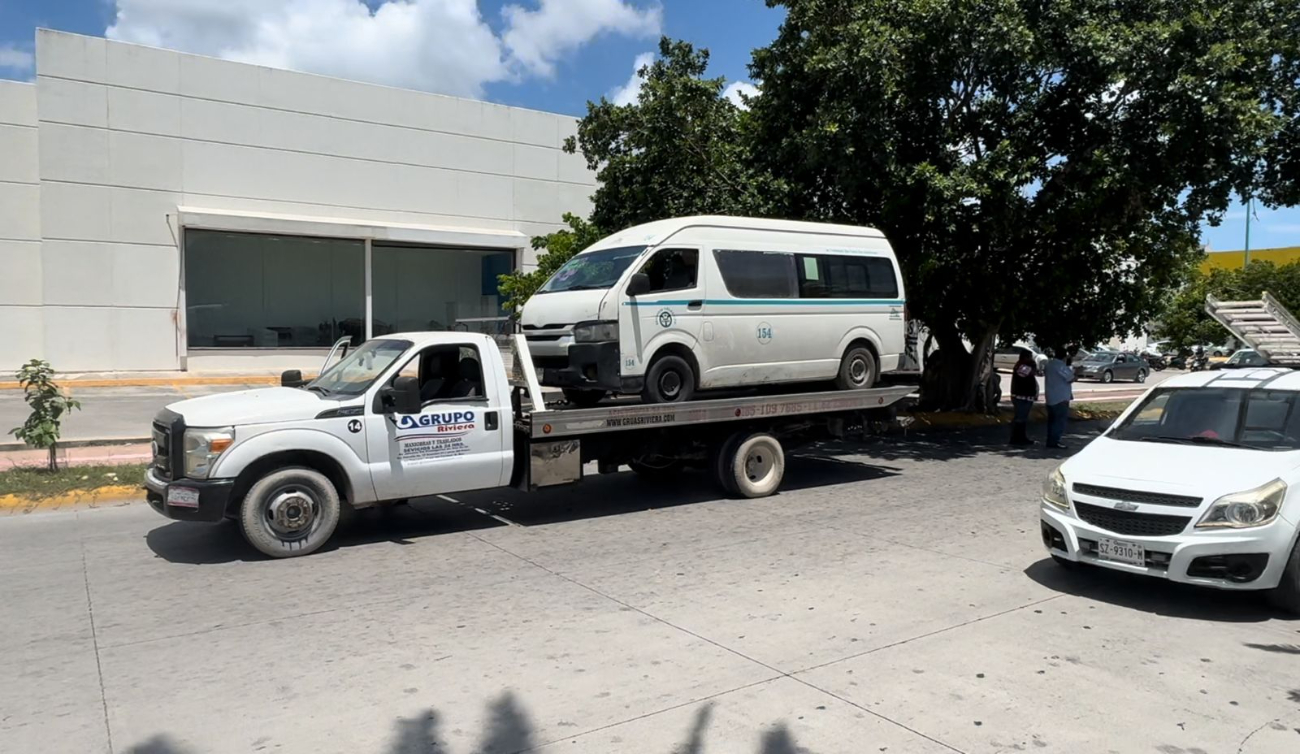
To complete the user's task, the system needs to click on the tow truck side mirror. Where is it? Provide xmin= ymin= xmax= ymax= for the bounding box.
xmin=382 ymin=376 xmax=422 ymax=415
xmin=627 ymin=273 xmax=651 ymax=297
xmin=281 ymin=369 xmax=306 ymax=388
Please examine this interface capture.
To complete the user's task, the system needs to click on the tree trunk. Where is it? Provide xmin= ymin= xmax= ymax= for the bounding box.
xmin=919 ymin=323 xmax=1001 ymax=413
xmin=48 ymin=444 xmax=58 ymax=472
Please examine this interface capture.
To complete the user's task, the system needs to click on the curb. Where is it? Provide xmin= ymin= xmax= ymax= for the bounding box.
xmin=0 ymin=485 xmax=142 ymax=515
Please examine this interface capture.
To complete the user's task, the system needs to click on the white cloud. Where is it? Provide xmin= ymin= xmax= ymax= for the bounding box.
xmin=0 ymin=43 xmax=34 ymax=72
xmin=722 ymin=81 xmax=759 ymax=109
xmin=608 ymin=51 xmax=654 ymax=105
xmin=106 ymin=0 xmax=662 ymax=99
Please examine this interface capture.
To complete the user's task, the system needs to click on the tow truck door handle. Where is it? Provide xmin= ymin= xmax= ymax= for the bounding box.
xmin=687 ymin=300 xmax=703 ymax=310
xmin=485 ymin=411 xmax=499 ymax=431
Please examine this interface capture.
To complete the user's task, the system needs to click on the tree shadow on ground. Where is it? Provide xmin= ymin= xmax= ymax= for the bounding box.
xmin=823 ymin=421 xmax=1106 ymax=464
xmin=122 ymin=689 xmax=819 ymax=753
xmin=144 ymin=454 xmax=900 ymax=565
xmin=1024 ymin=558 xmax=1297 ymax=624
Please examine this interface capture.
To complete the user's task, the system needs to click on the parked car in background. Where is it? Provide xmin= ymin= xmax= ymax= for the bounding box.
xmin=1074 ymin=351 xmax=1149 ymax=383
xmin=1210 ymin=349 xmax=1271 ymax=370
xmin=994 ymin=343 xmax=1047 ymax=375
xmin=1199 ymin=343 xmax=1233 ymax=358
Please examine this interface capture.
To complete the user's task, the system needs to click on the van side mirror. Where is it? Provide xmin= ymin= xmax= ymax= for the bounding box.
xmin=281 ymin=369 xmax=306 ymax=388
xmin=627 ymin=273 xmax=651 ymax=296
xmin=382 ymin=376 xmax=422 ymax=415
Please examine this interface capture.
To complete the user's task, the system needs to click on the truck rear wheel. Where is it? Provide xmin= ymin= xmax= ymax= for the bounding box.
xmin=723 ymin=432 xmax=785 ymax=499
xmin=239 ymin=467 xmax=341 ymax=558
xmin=1266 ymin=539 xmax=1300 ymax=616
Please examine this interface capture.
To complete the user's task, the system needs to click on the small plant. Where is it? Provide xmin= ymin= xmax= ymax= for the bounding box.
xmin=9 ymin=360 xmax=81 ymax=471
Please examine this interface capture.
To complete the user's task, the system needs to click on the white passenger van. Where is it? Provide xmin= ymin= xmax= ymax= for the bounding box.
xmin=521 ymin=216 xmax=906 ymax=404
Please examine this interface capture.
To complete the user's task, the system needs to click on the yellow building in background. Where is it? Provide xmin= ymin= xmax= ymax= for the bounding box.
xmin=1201 ymin=246 xmax=1300 ymax=272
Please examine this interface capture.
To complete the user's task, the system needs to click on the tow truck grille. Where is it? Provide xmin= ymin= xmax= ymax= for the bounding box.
xmin=1074 ymin=502 xmax=1190 ymax=537
xmin=151 ymin=422 xmax=172 ymax=481
xmin=1072 ymin=483 xmax=1201 ymax=508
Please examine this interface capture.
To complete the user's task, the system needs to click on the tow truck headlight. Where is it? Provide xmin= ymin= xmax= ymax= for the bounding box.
xmin=573 ymin=321 xmax=618 ymax=342
xmin=1042 ymin=467 xmax=1069 ymax=509
xmin=183 ymin=427 xmax=235 ymax=479
xmin=1196 ymin=479 xmax=1286 ymax=529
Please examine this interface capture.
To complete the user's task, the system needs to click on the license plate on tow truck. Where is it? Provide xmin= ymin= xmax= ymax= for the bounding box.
xmin=166 ymin=486 xmax=200 ymax=509
xmin=1097 ymin=537 xmax=1145 ymax=567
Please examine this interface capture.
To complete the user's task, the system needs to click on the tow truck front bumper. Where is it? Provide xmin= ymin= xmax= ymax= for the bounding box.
xmin=144 ymin=467 xmax=235 ymax=523
xmin=1040 ymin=501 xmax=1298 ymax=590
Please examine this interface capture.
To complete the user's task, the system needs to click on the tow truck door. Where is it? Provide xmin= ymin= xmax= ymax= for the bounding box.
xmin=367 ymin=341 xmax=507 ymax=500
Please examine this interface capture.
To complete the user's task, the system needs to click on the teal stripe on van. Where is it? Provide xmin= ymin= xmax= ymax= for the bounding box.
xmin=623 ymin=299 xmax=905 ymax=307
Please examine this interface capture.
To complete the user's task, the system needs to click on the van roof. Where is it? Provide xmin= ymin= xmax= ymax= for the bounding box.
xmin=586 ymin=215 xmax=887 ymax=251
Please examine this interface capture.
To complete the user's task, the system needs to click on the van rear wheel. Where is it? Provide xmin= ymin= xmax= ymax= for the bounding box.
xmin=642 ymin=355 xmax=696 ymax=403
xmin=835 ymin=346 xmax=879 ymax=390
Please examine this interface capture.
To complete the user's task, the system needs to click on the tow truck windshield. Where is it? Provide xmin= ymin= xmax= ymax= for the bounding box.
xmin=306 ymin=339 xmax=412 ymax=396
xmin=1109 ymin=387 xmax=1300 ymax=451
xmin=537 ymin=245 xmax=647 ymax=294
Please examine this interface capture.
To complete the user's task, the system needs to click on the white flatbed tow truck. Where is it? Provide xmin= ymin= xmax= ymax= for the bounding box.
xmin=144 ymin=333 xmax=911 ymax=557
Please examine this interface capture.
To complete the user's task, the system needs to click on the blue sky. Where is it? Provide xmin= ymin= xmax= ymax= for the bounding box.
xmin=0 ymin=0 xmax=1295 ymax=251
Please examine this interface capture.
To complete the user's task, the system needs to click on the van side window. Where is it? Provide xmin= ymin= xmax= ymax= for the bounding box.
xmin=797 ymin=254 xmax=900 ymax=299
xmin=641 ymin=248 xmax=698 ymax=293
xmin=714 ymin=250 xmax=797 ymax=298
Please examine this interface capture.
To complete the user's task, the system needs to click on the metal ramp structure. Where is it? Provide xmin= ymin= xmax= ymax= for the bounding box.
xmin=1205 ymin=292 xmax=1300 ymax=367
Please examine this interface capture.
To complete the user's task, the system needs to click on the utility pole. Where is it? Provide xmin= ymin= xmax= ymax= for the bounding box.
xmin=1244 ymin=196 xmax=1253 ymax=267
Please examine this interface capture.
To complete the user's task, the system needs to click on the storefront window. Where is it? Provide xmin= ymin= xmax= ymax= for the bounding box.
xmin=184 ymin=230 xmax=364 ymax=348
xmin=371 ymin=244 xmax=512 ymax=336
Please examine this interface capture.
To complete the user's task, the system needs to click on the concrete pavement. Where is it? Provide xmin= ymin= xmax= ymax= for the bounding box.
xmin=3 ymin=424 xmax=1298 ymax=754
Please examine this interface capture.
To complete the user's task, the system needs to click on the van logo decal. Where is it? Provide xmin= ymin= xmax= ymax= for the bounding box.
xmin=657 ymin=309 xmax=674 ymax=328
xmin=757 ymin=323 xmax=773 ymax=345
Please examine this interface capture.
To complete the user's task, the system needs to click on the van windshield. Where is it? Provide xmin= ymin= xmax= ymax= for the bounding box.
xmin=537 ymin=246 xmax=647 ymax=294
xmin=1108 ymin=387 xmax=1300 ymax=451
xmin=306 ymin=339 xmax=411 ymax=396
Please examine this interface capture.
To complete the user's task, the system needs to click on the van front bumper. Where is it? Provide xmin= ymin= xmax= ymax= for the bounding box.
xmin=144 ymin=467 xmax=235 ymax=523
xmin=538 ymin=341 xmax=641 ymax=393
xmin=1040 ymin=501 xmax=1298 ymax=590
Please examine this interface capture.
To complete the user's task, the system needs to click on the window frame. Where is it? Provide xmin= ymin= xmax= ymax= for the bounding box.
xmin=389 ymin=342 xmax=491 ymax=408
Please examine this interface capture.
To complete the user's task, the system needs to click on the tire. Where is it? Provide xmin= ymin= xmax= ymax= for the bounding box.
xmin=562 ymin=388 xmax=606 ymax=408
xmin=642 ymin=354 xmax=696 ymax=404
xmin=628 ymin=457 xmax=682 ymax=479
xmin=1266 ymin=540 xmax=1300 ymax=616
xmin=1101 ymin=370 xmax=1114 ymax=384
xmin=834 ymin=346 xmax=878 ymax=390
xmin=1135 ymin=369 xmax=1147 ymax=384
xmin=239 ymin=467 xmax=341 ymax=558
xmin=724 ymin=433 xmax=785 ymax=499
xmin=709 ymin=433 xmax=744 ymax=495
xmin=1051 ymin=554 xmax=1078 ymax=571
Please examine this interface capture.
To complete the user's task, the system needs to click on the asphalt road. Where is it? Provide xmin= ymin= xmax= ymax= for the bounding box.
xmin=4 ymin=424 xmax=1299 ymax=754
xmin=0 ymin=370 xmax=1183 ymax=445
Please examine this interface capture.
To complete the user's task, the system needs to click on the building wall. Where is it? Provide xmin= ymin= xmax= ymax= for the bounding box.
xmin=1202 ymin=246 xmax=1300 ymax=273
xmin=0 ymin=29 xmax=596 ymax=372
xmin=0 ymin=80 xmax=42 ymax=369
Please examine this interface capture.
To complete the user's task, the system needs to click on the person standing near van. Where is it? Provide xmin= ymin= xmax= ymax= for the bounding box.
xmin=1044 ymin=347 xmax=1075 ymax=449
xmin=1009 ymin=349 xmax=1038 ymax=446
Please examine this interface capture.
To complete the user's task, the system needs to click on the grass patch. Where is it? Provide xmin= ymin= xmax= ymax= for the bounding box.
xmin=0 ymin=463 xmax=147 ymax=499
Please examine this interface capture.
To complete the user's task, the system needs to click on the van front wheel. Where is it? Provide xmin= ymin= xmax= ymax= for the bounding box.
xmin=835 ymin=346 xmax=879 ymax=390
xmin=642 ymin=355 xmax=696 ymax=403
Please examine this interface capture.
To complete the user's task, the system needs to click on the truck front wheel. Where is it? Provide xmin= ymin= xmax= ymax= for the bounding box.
xmin=239 ymin=467 xmax=341 ymax=558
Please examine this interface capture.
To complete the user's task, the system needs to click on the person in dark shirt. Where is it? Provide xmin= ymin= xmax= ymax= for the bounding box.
xmin=1010 ymin=348 xmax=1039 ymax=446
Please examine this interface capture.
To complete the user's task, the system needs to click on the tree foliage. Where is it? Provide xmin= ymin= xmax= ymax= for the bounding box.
xmin=498 ymin=213 xmax=605 ymax=314
xmin=9 ymin=360 xmax=81 ymax=471
xmin=1155 ymin=260 xmax=1300 ymax=351
xmin=748 ymin=0 xmax=1294 ymax=408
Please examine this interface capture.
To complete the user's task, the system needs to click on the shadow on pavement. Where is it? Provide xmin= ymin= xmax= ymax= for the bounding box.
xmin=1024 ymin=558 xmax=1296 ymax=624
xmin=145 ymin=455 xmax=901 ymax=565
xmin=122 ymin=689 xmax=820 ymax=754
xmin=833 ymin=421 xmax=1106 ymax=464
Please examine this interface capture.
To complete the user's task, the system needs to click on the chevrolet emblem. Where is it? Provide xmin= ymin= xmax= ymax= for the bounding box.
xmin=1114 ymin=501 xmax=1139 ymax=512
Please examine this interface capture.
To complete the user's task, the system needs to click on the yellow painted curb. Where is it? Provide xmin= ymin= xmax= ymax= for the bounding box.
xmin=0 ymin=485 xmax=142 ymax=512
xmin=0 ymin=374 xmax=318 ymax=390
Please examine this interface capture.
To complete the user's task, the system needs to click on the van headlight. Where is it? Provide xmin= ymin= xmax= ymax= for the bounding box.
xmin=573 ymin=321 xmax=618 ymax=342
xmin=1042 ymin=467 xmax=1069 ymax=509
xmin=1196 ymin=479 xmax=1286 ymax=529
xmin=183 ymin=427 xmax=235 ymax=479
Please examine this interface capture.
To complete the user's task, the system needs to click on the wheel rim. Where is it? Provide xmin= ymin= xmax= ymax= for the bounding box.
xmin=849 ymin=356 xmax=869 ymax=385
xmin=744 ymin=444 xmax=777 ymax=486
xmin=658 ymin=370 xmax=683 ymax=400
xmin=1138 ymin=371 xmax=1146 ymax=382
xmin=262 ymin=485 xmax=321 ymax=542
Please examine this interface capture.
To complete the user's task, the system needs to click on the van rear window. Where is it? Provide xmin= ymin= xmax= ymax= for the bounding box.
xmin=798 ymin=254 xmax=899 ymax=299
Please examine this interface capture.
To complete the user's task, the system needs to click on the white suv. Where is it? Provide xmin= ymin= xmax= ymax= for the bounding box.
xmin=1040 ymin=368 xmax=1300 ymax=613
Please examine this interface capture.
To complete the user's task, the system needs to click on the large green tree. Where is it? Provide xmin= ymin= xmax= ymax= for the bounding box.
xmin=749 ymin=0 xmax=1293 ymax=408
xmin=1156 ymin=260 xmax=1300 ymax=351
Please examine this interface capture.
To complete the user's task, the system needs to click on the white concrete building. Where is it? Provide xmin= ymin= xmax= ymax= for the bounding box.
xmin=0 ymin=30 xmax=595 ymax=373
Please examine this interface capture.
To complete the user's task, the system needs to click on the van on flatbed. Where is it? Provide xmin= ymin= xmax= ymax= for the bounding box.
xmin=145 ymin=334 xmax=911 ymax=558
